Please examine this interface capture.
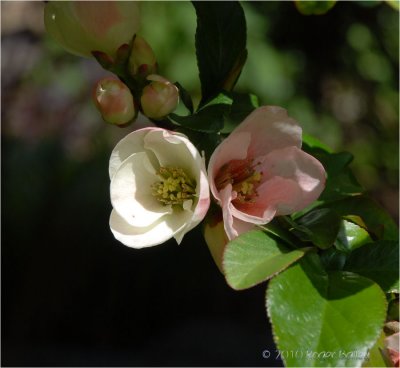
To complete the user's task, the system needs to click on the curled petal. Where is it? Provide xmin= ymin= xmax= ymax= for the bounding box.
xmin=257 ymin=146 xmax=326 ymax=214
xmin=109 ymin=128 xmax=150 ymax=179
xmin=208 ymin=132 xmax=251 ymax=202
xmin=144 ymin=129 xmax=202 ymax=179
xmin=110 ymin=152 xmax=172 ymax=228
xmin=231 ymin=106 xmax=302 ymax=158
xmin=110 ymin=209 xmax=188 ymax=249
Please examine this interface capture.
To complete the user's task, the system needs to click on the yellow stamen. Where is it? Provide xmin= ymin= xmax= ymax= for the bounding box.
xmin=152 ymin=167 xmax=196 ymax=206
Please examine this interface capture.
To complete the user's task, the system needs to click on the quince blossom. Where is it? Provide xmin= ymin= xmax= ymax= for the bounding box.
xmin=109 ymin=128 xmax=210 ymax=248
xmin=44 ymin=1 xmax=140 ymax=58
xmin=208 ymin=106 xmax=326 ymax=240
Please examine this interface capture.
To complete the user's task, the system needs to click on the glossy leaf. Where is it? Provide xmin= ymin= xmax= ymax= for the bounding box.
xmin=221 ymin=92 xmax=259 ymax=133
xmin=321 ymin=195 xmax=399 ymax=241
xmin=267 ymin=254 xmax=387 ymax=367
xmin=223 ymin=230 xmax=311 ymax=290
xmin=174 ymin=82 xmax=193 ymax=114
xmin=169 ymin=93 xmax=233 ymax=133
xmin=302 ymin=146 xmax=364 ymax=201
xmin=344 ymin=240 xmax=399 ymax=293
xmin=320 ymin=247 xmax=346 ymax=271
xmin=193 ymin=1 xmax=247 ymax=106
xmin=291 ymin=208 xmax=341 ymax=249
xmin=335 ymin=220 xmax=372 ymax=253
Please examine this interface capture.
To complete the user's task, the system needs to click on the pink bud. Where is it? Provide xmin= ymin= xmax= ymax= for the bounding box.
xmin=44 ymin=1 xmax=140 ymax=58
xmin=93 ymin=77 xmax=136 ymax=126
xmin=140 ymin=75 xmax=179 ymax=119
xmin=129 ymin=35 xmax=157 ymax=77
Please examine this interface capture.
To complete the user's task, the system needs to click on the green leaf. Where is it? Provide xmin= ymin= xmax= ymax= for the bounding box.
xmin=193 ymin=1 xmax=247 ymax=106
xmin=320 ymin=247 xmax=347 ymax=271
xmin=291 ymin=208 xmax=342 ymax=249
xmin=295 ymin=0 xmax=337 ymax=15
xmin=221 ymin=92 xmax=259 ymax=133
xmin=169 ymin=93 xmax=233 ymax=133
xmin=322 ymin=153 xmax=363 ymax=201
xmin=223 ymin=230 xmax=312 ymax=290
xmin=174 ymin=82 xmax=194 ymax=114
xmin=344 ymin=240 xmax=399 ymax=293
xmin=267 ymin=254 xmax=387 ymax=367
xmin=176 ymin=129 xmax=222 ymax=164
xmin=362 ymin=330 xmax=390 ymax=367
xmin=335 ymin=220 xmax=372 ymax=253
xmin=302 ymin=146 xmax=364 ymax=201
xmin=302 ymin=134 xmax=333 ymax=153
xmin=321 ymin=195 xmax=399 ymax=241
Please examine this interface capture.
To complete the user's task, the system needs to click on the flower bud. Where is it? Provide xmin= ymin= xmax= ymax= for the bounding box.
xmin=203 ymin=213 xmax=228 ymax=273
xmin=93 ymin=77 xmax=136 ymax=126
xmin=128 ymin=35 xmax=157 ymax=77
xmin=44 ymin=1 xmax=140 ymax=58
xmin=140 ymin=75 xmax=179 ymax=119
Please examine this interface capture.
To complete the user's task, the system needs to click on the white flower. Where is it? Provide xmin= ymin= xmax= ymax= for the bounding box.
xmin=109 ymin=128 xmax=210 ymax=248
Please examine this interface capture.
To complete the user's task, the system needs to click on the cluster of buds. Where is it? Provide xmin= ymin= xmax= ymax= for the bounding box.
xmin=44 ymin=1 xmax=179 ymax=126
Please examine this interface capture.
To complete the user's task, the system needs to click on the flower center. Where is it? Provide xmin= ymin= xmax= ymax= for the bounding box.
xmin=152 ymin=166 xmax=196 ymax=206
xmin=215 ymin=158 xmax=262 ymax=204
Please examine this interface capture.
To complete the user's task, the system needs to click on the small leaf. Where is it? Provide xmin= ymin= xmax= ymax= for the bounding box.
xmin=193 ymin=1 xmax=247 ymax=105
xmin=321 ymin=195 xmax=399 ymax=241
xmin=291 ymin=208 xmax=342 ymax=249
xmin=343 ymin=240 xmax=399 ymax=293
xmin=302 ymin=134 xmax=333 ymax=153
xmin=267 ymin=253 xmax=387 ymax=367
xmin=169 ymin=93 xmax=233 ymax=133
xmin=223 ymin=229 xmax=312 ymax=290
xmin=295 ymin=0 xmax=337 ymax=15
xmin=302 ymin=146 xmax=364 ymax=201
xmin=221 ymin=92 xmax=260 ymax=133
xmin=334 ymin=220 xmax=372 ymax=253
xmin=174 ymin=82 xmax=194 ymax=114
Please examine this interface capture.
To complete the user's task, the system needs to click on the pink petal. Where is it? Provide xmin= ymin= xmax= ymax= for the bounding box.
xmin=256 ymin=146 xmax=326 ymax=214
xmin=235 ymin=176 xmax=303 ymax=218
xmin=208 ymin=132 xmax=251 ymax=202
xmin=219 ymin=184 xmax=258 ymax=240
xmin=219 ymin=184 xmax=239 ymax=240
xmin=231 ymin=106 xmax=302 ymax=158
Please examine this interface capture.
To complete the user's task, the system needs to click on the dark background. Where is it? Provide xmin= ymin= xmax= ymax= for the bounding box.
xmin=1 ymin=1 xmax=398 ymax=366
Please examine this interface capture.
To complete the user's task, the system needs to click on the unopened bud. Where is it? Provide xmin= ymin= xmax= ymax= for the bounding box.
xmin=141 ymin=75 xmax=179 ymax=119
xmin=129 ymin=35 xmax=157 ymax=77
xmin=203 ymin=213 xmax=228 ymax=274
xmin=44 ymin=1 xmax=140 ymax=58
xmin=93 ymin=78 xmax=136 ymax=126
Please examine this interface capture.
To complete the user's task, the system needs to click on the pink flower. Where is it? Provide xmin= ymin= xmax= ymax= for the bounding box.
xmin=208 ymin=106 xmax=326 ymax=240
xmin=385 ymin=332 xmax=400 ymax=367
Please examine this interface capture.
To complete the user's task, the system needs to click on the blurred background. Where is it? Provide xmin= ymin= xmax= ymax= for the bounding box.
xmin=1 ymin=1 xmax=398 ymax=366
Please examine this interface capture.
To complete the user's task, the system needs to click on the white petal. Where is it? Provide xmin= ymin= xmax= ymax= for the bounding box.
xmin=110 ymin=208 xmax=189 ymax=249
xmin=109 ymin=127 xmax=159 ymax=179
xmin=143 ymin=129 xmax=203 ymax=181
xmin=110 ymin=151 xmax=172 ymax=228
